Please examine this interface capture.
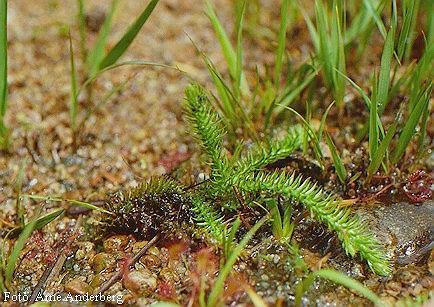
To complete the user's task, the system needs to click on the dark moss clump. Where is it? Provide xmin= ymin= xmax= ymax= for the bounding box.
xmin=101 ymin=178 xmax=192 ymax=240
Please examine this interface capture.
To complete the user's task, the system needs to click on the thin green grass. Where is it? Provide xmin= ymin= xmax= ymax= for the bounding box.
xmin=345 ymin=0 xmax=385 ymax=45
xmin=301 ymin=0 xmax=346 ymax=108
xmin=267 ymin=199 xmax=294 ymax=243
xmin=295 ymin=269 xmax=384 ymax=306
xmin=325 ymin=132 xmax=347 ymax=184
xmin=318 ymin=101 xmax=334 ymax=141
xmin=4 ymin=210 xmax=40 ymax=287
xmin=13 ymin=208 xmax=64 ymax=234
xmin=69 ymin=0 xmax=161 ymax=137
xmin=362 ymin=0 xmax=387 ymax=39
xmin=274 ymin=0 xmax=291 ymax=87
xmin=397 ymin=0 xmax=417 ymax=62
xmin=24 ymin=194 xmax=114 ymax=215
xmin=222 ymin=218 xmax=241 ymax=259
xmin=87 ymin=0 xmax=119 ymax=77
xmin=377 ymin=25 xmax=395 ymax=114
xmin=278 ymin=104 xmax=324 ymax=165
xmin=205 ymin=0 xmax=249 ymax=97
xmin=366 ymin=121 xmax=398 ymax=182
xmin=392 ymin=83 xmax=432 ymax=163
xmin=14 ymin=160 xmax=26 ymax=227
xmin=69 ymin=32 xmax=79 ymax=131
xmin=1 ymin=206 xmax=62 ymax=290
xmin=244 ymin=286 xmax=268 ymax=307
xmin=234 ymin=0 xmax=246 ymax=99
xmin=76 ymin=0 xmax=87 ymax=60
xmin=368 ymin=73 xmax=380 ymax=160
xmin=0 ymin=0 xmax=9 ymax=150
xmin=97 ymin=0 xmax=160 ymax=71
xmin=207 ymin=215 xmax=268 ymax=307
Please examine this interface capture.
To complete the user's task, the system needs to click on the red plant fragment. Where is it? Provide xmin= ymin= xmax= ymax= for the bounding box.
xmin=403 ymin=170 xmax=433 ymax=203
xmin=157 ymin=280 xmax=176 ymax=299
xmin=157 ymin=151 xmax=191 ymax=173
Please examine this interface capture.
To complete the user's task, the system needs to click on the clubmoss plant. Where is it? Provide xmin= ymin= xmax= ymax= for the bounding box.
xmin=102 ymin=177 xmax=192 ymax=239
xmin=183 ymin=83 xmax=391 ymax=276
xmin=98 ymin=84 xmax=391 ymax=276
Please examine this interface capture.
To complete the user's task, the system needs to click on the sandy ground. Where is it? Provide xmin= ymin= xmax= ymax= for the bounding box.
xmin=1 ymin=0 xmax=432 ymax=305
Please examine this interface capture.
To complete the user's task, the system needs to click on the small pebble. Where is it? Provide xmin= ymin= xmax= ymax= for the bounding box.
xmin=103 ymin=235 xmax=131 ymax=253
xmin=92 ymin=252 xmax=115 ymax=273
xmin=123 ymin=269 xmax=157 ymax=295
xmin=64 ymin=278 xmax=90 ymax=295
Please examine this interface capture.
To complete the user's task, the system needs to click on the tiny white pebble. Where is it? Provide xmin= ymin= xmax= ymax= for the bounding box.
xmin=28 ymin=178 xmax=38 ymax=188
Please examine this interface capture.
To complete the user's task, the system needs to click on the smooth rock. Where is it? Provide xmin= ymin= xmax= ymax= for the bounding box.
xmin=357 ymin=200 xmax=434 ymax=265
xmin=91 ymin=252 xmax=116 ymax=273
xmin=64 ymin=278 xmax=90 ymax=295
xmin=123 ymin=268 xmax=157 ymax=295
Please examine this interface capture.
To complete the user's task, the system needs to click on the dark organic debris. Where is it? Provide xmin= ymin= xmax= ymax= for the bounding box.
xmin=101 ymin=177 xmax=192 ymax=240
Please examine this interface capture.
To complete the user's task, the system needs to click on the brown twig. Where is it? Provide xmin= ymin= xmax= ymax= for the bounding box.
xmin=29 ymin=223 xmax=81 ymax=304
xmin=28 ymin=253 xmax=67 ymax=304
xmin=95 ymin=234 xmax=160 ymax=294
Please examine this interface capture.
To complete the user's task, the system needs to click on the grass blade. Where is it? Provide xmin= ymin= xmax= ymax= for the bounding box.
xmin=223 ymin=218 xmax=241 ymax=259
xmin=0 ymin=0 xmax=9 ymax=150
xmin=205 ymin=0 xmax=249 ymax=96
xmin=403 ymin=0 xmax=420 ymax=62
xmin=78 ymin=60 xmax=180 ymax=97
xmin=362 ymin=0 xmax=387 ymax=39
xmin=392 ymin=83 xmax=431 ymax=163
xmin=31 ymin=209 xmax=64 ymax=231
xmin=5 ymin=210 xmax=40 ymax=286
xmin=234 ymin=0 xmax=246 ymax=98
xmin=278 ymin=104 xmax=324 ymax=164
xmin=14 ymin=159 xmax=26 ymax=227
xmin=69 ymin=32 xmax=79 ymax=130
xmin=369 ymin=73 xmax=379 ymax=160
xmin=336 ymin=69 xmax=385 ymax=138
xmin=397 ymin=0 xmax=415 ymax=61
xmin=0 ymin=0 xmax=6 ymax=118
xmin=294 ymin=273 xmax=316 ymax=306
xmin=366 ymin=121 xmax=397 ymax=182
xmin=98 ymin=0 xmax=160 ymax=70
xmin=325 ymin=132 xmax=347 ymax=184
xmin=274 ymin=0 xmax=291 ymax=87
xmin=24 ymin=194 xmax=113 ymax=215
xmin=377 ymin=27 xmax=395 ymax=114
xmin=273 ymin=68 xmax=317 ymax=115
xmin=314 ymin=269 xmax=383 ymax=306
xmin=331 ymin=0 xmax=346 ymax=108
xmin=77 ymin=0 xmax=87 ymax=60
xmin=10 ymin=208 xmax=64 ymax=236
xmin=318 ymin=101 xmax=335 ymax=140
xmin=244 ymin=285 xmax=267 ymax=307
xmin=268 ymin=199 xmax=283 ymax=240
xmin=345 ymin=6 xmax=365 ymax=44
xmin=296 ymin=269 xmax=383 ymax=306
xmin=426 ymin=0 xmax=434 ymax=45
xmin=87 ymin=0 xmax=119 ymax=77
xmin=315 ymin=0 xmax=333 ymax=89
xmin=205 ymin=0 xmax=236 ymax=78
xmin=416 ymin=98 xmax=430 ymax=153
xmin=208 ymin=215 xmax=268 ymax=307
xmin=299 ymin=4 xmax=319 ymax=51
